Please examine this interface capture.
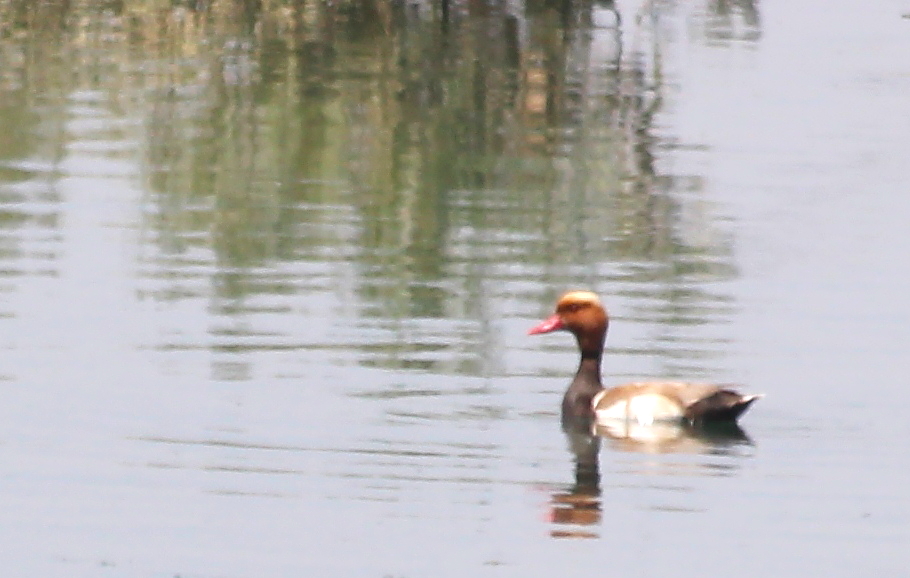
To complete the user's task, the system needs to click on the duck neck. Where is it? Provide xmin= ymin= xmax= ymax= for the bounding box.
xmin=562 ymin=351 xmax=604 ymax=419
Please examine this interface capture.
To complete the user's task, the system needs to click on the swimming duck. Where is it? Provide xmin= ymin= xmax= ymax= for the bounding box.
xmin=529 ymin=291 xmax=760 ymax=425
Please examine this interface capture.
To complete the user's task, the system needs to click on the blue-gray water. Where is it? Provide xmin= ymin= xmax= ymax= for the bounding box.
xmin=2 ymin=1 xmax=909 ymax=576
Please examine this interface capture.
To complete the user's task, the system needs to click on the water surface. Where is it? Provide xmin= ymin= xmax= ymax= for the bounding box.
xmin=1 ymin=1 xmax=909 ymax=576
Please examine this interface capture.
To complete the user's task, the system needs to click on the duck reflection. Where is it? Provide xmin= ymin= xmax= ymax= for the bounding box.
xmin=548 ymin=415 xmax=753 ymax=539
xmin=594 ymin=418 xmax=751 ymax=454
xmin=549 ymin=416 xmax=603 ymax=539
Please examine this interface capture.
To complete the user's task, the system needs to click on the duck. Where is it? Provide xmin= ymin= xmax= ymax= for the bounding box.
xmin=529 ymin=290 xmax=761 ymax=426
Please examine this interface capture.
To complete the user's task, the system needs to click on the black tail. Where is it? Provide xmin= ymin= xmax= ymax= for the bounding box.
xmin=685 ymin=391 xmax=762 ymax=423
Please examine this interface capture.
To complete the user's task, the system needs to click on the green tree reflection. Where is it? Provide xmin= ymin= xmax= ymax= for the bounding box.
xmin=0 ymin=0 xmax=760 ymax=378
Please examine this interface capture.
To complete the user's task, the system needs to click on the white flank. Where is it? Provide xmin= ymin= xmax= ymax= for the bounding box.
xmin=595 ymin=420 xmax=686 ymax=444
xmin=594 ymin=393 xmax=683 ymax=426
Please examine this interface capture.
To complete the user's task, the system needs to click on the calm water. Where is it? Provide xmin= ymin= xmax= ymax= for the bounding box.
xmin=2 ymin=0 xmax=909 ymax=576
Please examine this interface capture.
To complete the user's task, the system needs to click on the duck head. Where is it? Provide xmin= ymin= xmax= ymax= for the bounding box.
xmin=528 ymin=291 xmax=609 ymax=358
